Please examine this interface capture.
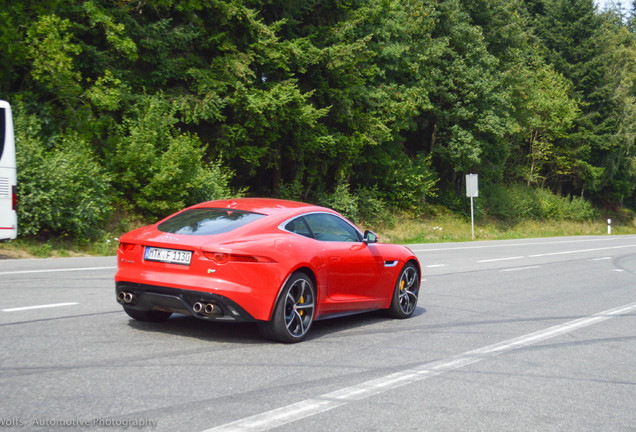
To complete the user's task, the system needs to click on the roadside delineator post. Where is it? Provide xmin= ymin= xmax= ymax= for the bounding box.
xmin=608 ymin=218 xmax=612 ymax=235
xmin=466 ymin=174 xmax=478 ymax=240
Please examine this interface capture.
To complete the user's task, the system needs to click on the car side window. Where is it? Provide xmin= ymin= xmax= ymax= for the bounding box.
xmin=304 ymin=213 xmax=361 ymax=242
xmin=284 ymin=217 xmax=313 ymax=238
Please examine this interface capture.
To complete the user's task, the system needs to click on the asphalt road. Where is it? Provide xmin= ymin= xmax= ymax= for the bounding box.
xmin=1 ymin=235 xmax=635 ymax=431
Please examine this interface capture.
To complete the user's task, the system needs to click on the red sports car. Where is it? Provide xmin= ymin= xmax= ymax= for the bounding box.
xmin=115 ymin=198 xmax=421 ymax=342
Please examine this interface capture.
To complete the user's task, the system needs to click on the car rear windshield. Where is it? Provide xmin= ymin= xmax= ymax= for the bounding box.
xmin=157 ymin=208 xmax=265 ymax=236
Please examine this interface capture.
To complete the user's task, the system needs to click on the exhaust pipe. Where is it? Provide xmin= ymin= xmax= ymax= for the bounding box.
xmin=193 ymin=301 xmax=217 ymax=316
xmin=117 ymin=291 xmax=136 ymax=305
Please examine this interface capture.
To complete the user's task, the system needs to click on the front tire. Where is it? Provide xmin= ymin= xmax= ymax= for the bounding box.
xmin=259 ymin=272 xmax=316 ymax=343
xmin=123 ymin=306 xmax=172 ymax=322
xmin=388 ymin=262 xmax=420 ymax=318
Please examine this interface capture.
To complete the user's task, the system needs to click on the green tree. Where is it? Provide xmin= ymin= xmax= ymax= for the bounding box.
xmin=530 ymin=0 xmax=636 ymax=200
xmin=517 ymin=63 xmax=581 ymax=187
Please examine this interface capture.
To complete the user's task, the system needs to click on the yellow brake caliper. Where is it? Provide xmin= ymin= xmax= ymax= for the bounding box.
xmin=299 ymin=296 xmax=304 ymax=316
xmin=400 ymin=280 xmax=405 ymax=291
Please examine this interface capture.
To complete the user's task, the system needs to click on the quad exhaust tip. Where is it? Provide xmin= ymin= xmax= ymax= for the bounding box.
xmin=117 ymin=294 xmax=216 ymax=315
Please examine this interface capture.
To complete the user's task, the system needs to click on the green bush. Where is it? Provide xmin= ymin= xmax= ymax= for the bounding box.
xmin=355 ymin=187 xmax=391 ymax=225
xmin=135 ymin=135 xmax=237 ymax=216
xmin=16 ymin=107 xmax=112 ymax=239
xmin=110 ymin=97 xmax=239 ymax=218
xmin=317 ymin=182 xmax=391 ymax=226
xmin=381 ymin=153 xmax=438 ymax=210
xmin=277 ymin=181 xmax=305 ymax=202
xmin=484 ymin=183 xmax=598 ymax=221
xmin=318 ymin=181 xmax=359 ymax=221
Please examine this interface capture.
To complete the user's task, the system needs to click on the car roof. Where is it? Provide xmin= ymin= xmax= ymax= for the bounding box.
xmin=190 ymin=198 xmax=327 ymax=216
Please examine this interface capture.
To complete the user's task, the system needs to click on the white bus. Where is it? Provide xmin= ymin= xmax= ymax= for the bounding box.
xmin=0 ymin=100 xmax=17 ymax=241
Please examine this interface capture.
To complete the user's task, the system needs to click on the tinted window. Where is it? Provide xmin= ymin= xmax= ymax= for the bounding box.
xmin=304 ymin=213 xmax=361 ymax=242
xmin=158 ymin=208 xmax=264 ymax=235
xmin=285 ymin=217 xmax=313 ymax=238
xmin=0 ymin=107 xmax=5 ymax=159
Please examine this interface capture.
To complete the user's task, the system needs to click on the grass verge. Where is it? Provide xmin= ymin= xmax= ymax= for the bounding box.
xmin=372 ymin=213 xmax=636 ymax=244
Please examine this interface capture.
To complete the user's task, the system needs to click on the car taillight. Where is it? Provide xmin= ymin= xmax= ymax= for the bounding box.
xmin=119 ymin=242 xmax=136 ymax=252
xmin=201 ymin=251 xmax=276 ymax=264
xmin=203 ymin=252 xmax=230 ymax=264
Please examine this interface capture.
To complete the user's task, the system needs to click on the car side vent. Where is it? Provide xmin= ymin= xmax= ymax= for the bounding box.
xmin=384 ymin=260 xmax=398 ymax=267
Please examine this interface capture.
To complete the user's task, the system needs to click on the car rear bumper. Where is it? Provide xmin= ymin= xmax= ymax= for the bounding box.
xmin=115 ymin=282 xmax=258 ymax=322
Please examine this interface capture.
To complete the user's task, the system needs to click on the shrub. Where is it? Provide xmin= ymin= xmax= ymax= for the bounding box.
xmin=16 ymin=106 xmax=112 ymax=239
xmin=381 ymin=153 xmax=437 ymax=209
xmin=317 ymin=182 xmax=392 ymax=226
xmin=110 ymin=96 xmax=239 ymax=218
xmin=355 ymin=187 xmax=391 ymax=225
xmin=135 ymin=134 xmax=237 ymax=216
xmin=318 ymin=181 xmax=359 ymax=221
xmin=277 ymin=181 xmax=305 ymax=201
xmin=484 ymin=183 xmax=598 ymax=221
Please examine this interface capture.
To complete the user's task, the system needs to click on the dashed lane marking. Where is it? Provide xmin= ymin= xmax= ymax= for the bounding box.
xmin=2 ymin=302 xmax=79 ymax=312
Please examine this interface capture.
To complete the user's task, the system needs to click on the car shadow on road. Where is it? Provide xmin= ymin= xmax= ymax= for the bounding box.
xmin=126 ymin=316 xmax=264 ymax=344
xmin=125 ymin=306 xmax=428 ymax=344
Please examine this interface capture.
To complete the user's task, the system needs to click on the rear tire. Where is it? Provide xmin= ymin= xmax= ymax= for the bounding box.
xmin=388 ymin=262 xmax=420 ymax=318
xmin=259 ymin=272 xmax=316 ymax=343
xmin=123 ymin=306 xmax=172 ymax=322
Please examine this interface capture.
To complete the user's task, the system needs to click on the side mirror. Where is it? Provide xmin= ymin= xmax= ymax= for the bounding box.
xmin=363 ymin=230 xmax=378 ymax=244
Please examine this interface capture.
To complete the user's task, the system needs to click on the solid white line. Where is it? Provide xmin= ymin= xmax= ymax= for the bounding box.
xmin=0 ymin=266 xmax=116 ymax=276
xmin=477 ymin=256 xmax=524 ymax=263
xmin=201 ymin=301 xmax=636 ymax=432
xmin=528 ymin=244 xmax=636 ymax=258
xmin=409 ymin=236 xmax=636 ymax=252
xmin=500 ymin=266 xmax=541 ymax=272
xmin=2 ymin=302 xmax=79 ymax=312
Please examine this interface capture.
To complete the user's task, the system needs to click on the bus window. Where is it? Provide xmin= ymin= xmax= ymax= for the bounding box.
xmin=0 ymin=107 xmax=5 ymax=159
xmin=0 ymin=100 xmax=17 ymax=241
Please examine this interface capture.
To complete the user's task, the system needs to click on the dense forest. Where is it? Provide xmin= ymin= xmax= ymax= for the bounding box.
xmin=1 ymin=0 xmax=635 ymax=239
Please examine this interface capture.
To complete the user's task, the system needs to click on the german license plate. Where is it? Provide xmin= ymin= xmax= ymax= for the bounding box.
xmin=144 ymin=247 xmax=192 ymax=265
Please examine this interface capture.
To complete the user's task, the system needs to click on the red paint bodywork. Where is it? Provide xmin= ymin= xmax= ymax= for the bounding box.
xmin=115 ymin=198 xmax=420 ymax=322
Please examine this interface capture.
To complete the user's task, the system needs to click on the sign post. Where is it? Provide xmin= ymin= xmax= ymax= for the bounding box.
xmin=466 ymin=174 xmax=478 ymax=239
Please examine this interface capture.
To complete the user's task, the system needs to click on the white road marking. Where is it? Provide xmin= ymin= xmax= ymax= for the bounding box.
xmin=477 ymin=256 xmax=524 ymax=263
xmin=419 ymin=244 xmax=635 ymax=268
xmin=202 ymin=301 xmax=636 ymax=432
xmin=2 ymin=302 xmax=79 ymax=312
xmin=528 ymin=244 xmax=636 ymax=258
xmin=472 ymin=246 xmax=634 ymax=266
xmin=409 ymin=236 xmax=636 ymax=252
xmin=0 ymin=266 xmax=116 ymax=276
xmin=500 ymin=266 xmax=541 ymax=272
